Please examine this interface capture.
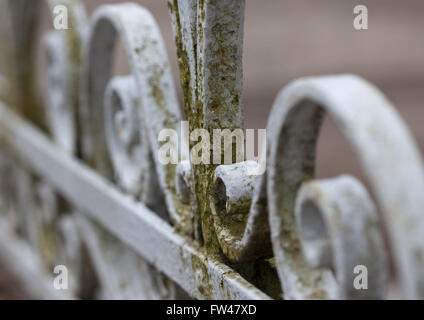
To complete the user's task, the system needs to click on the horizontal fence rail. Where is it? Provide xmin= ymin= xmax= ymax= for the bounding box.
xmin=0 ymin=0 xmax=423 ymax=300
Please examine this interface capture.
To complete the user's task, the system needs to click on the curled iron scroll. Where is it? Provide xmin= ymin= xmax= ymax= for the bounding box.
xmin=266 ymin=75 xmax=424 ymax=299
xmin=80 ymin=3 xmax=191 ymax=227
xmin=211 ymin=75 xmax=424 ymax=299
xmin=295 ymin=175 xmax=387 ymax=299
xmin=78 ymin=3 xmax=194 ymax=298
xmin=104 ymin=75 xmax=165 ymax=216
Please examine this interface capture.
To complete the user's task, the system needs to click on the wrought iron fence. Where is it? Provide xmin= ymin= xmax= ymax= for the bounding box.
xmin=0 ymin=0 xmax=423 ymax=300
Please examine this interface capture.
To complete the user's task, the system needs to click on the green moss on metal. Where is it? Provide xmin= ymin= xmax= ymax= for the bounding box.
xmin=167 ymin=1 xmax=283 ymax=299
xmin=167 ymin=0 xmax=195 ymax=121
xmin=235 ymin=258 xmax=282 ymax=300
xmin=191 ymin=253 xmax=213 ymax=299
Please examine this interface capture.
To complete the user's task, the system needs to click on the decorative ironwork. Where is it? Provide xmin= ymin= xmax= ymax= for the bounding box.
xmin=0 ymin=0 xmax=423 ymax=300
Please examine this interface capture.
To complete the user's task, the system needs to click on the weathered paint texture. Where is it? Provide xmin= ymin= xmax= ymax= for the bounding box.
xmin=1 ymin=0 xmax=424 ymax=300
xmin=168 ymin=0 xmax=245 ymax=254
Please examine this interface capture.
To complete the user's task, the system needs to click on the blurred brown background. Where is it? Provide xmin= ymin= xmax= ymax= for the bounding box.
xmin=35 ymin=0 xmax=424 ymax=182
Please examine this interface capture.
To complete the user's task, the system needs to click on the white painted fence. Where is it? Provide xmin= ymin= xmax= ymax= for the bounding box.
xmin=0 ymin=0 xmax=423 ymax=300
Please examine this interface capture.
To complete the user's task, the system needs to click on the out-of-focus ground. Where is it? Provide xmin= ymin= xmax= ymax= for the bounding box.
xmin=41 ymin=0 xmax=423 ymax=183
